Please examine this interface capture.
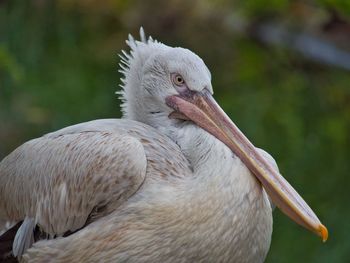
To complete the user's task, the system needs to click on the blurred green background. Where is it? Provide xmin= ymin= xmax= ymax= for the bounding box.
xmin=1 ymin=0 xmax=349 ymax=262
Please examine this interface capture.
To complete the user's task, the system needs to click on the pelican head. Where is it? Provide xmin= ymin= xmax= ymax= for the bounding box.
xmin=118 ymin=28 xmax=327 ymax=242
xmin=119 ymin=30 xmax=212 ymax=130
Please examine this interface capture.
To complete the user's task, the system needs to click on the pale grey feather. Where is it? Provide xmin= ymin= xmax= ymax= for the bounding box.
xmin=13 ymin=217 xmax=35 ymax=257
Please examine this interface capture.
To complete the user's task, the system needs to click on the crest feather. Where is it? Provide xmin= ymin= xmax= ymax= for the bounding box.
xmin=116 ymin=27 xmax=166 ymax=118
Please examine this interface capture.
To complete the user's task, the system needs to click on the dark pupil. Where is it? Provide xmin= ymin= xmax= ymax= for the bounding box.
xmin=177 ymin=77 xmax=182 ymax=83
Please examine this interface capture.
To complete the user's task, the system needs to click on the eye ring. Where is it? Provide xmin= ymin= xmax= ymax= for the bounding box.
xmin=172 ymin=74 xmax=185 ymax=86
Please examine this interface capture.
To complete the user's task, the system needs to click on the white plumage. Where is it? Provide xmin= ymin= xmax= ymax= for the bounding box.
xmin=0 ymin=28 xmax=326 ymax=262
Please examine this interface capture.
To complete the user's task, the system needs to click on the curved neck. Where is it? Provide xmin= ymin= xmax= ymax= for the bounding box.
xmin=168 ymin=123 xmax=234 ymax=175
xmin=156 ymin=123 xmax=273 ymax=262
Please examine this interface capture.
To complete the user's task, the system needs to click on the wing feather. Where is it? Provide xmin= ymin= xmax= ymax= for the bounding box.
xmin=0 ymin=125 xmax=147 ymax=238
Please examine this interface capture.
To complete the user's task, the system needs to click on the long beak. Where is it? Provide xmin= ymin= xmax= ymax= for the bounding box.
xmin=166 ymin=89 xmax=328 ymax=242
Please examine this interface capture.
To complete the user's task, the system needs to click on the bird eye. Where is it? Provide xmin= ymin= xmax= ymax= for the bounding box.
xmin=172 ymin=74 xmax=185 ymax=86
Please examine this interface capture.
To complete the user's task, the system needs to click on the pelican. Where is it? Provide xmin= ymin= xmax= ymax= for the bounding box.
xmin=0 ymin=28 xmax=327 ymax=262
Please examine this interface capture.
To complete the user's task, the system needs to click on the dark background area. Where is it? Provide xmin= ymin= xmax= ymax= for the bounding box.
xmin=1 ymin=0 xmax=350 ymax=262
